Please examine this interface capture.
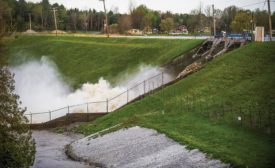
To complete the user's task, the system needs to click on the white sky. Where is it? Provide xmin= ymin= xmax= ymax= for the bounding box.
xmin=27 ymin=0 xmax=274 ymax=13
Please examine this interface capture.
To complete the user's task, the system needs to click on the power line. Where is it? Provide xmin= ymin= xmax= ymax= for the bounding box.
xmin=262 ymin=0 xmax=267 ymax=10
xmin=240 ymin=1 xmax=266 ymax=8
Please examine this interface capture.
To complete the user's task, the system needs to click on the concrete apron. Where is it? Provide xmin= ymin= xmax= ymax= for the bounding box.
xmin=67 ymin=126 xmax=230 ymax=168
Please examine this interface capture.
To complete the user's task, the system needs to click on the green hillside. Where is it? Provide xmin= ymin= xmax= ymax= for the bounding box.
xmin=7 ymin=35 xmax=202 ymax=88
xmin=75 ymin=42 xmax=275 ymax=168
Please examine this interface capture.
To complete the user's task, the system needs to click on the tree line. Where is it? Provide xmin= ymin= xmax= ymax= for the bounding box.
xmin=0 ymin=0 xmax=274 ymax=34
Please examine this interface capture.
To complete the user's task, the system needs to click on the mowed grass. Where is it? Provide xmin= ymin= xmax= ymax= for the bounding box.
xmin=75 ymin=42 xmax=275 ymax=168
xmin=7 ymin=35 xmax=202 ymax=88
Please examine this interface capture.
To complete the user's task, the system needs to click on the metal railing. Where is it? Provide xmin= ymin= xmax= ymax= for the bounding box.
xmin=25 ymin=72 xmax=170 ymax=124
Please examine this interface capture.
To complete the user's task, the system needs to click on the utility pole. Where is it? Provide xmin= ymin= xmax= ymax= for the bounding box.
xmin=99 ymin=0 xmax=110 ymax=38
xmin=28 ymin=13 xmax=32 ymax=31
xmin=267 ymin=0 xmax=273 ymax=41
xmin=52 ymin=8 xmax=58 ymax=37
xmin=212 ymin=4 xmax=216 ymax=37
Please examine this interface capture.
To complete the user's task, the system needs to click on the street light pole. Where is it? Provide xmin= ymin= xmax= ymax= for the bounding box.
xmin=99 ymin=0 xmax=110 ymax=38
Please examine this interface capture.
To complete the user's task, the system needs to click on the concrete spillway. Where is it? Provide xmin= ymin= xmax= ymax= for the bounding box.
xmin=164 ymin=38 xmax=247 ymax=79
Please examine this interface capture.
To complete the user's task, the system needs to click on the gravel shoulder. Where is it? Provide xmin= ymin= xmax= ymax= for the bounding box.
xmin=67 ymin=126 xmax=230 ymax=168
xmin=31 ymin=131 xmax=91 ymax=168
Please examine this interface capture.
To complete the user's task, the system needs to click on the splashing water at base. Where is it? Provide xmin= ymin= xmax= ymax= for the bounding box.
xmin=11 ymin=57 xmax=174 ymax=123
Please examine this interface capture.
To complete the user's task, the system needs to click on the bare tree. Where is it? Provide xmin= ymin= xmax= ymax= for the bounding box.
xmin=204 ymin=5 xmax=212 ymax=17
xmin=128 ymin=0 xmax=136 ymax=14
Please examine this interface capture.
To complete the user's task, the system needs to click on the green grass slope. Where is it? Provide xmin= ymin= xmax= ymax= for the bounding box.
xmin=75 ymin=42 xmax=275 ymax=168
xmin=7 ymin=35 xmax=202 ymax=88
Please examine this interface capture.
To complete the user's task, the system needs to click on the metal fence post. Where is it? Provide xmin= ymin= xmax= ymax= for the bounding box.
xmin=67 ymin=106 xmax=70 ymax=125
xmin=127 ymin=89 xmax=129 ymax=103
xmin=143 ymin=81 xmax=146 ymax=94
xmin=49 ymin=111 xmax=51 ymax=121
xmin=249 ymin=105 xmax=252 ymax=128
xmin=161 ymin=72 xmax=164 ymax=86
xmin=87 ymin=103 xmax=89 ymax=121
xmin=268 ymin=105 xmax=274 ymax=133
xmin=259 ymin=107 xmax=262 ymax=129
xmin=199 ymin=98 xmax=203 ymax=115
xmin=240 ymin=105 xmax=243 ymax=126
xmin=106 ymin=99 xmax=109 ymax=112
xmin=187 ymin=95 xmax=189 ymax=113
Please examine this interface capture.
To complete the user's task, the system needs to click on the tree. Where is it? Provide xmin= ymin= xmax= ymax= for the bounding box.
xmin=230 ymin=11 xmax=252 ymax=32
xmin=0 ymin=10 xmax=35 ymax=165
xmin=41 ymin=0 xmax=51 ymax=29
xmin=131 ymin=5 xmax=148 ymax=29
xmin=78 ymin=11 xmax=88 ymax=31
xmin=32 ymin=3 xmax=43 ymax=30
xmin=160 ymin=17 xmax=174 ymax=33
xmin=254 ymin=9 xmax=269 ymax=31
xmin=69 ymin=9 xmax=77 ymax=32
xmin=142 ymin=12 xmax=152 ymax=30
xmin=221 ymin=6 xmax=239 ymax=32
xmin=151 ymin=11 xmax=161 ymax=29
xmin=108 ymin=10 xmax=119 ymax=25
xmin=118 ymin=14 xmax=132 ymax=33
xmin=56 ymin=4 xmax=68 ymax=30
xmin=0 ymin=66 xmax=35 ymax=168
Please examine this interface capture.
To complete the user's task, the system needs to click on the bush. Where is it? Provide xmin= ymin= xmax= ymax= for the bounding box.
xmin=0 ymin=66 xmax=35 ymax=167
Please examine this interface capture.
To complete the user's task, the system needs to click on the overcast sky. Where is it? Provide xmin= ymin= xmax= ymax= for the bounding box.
xmin=27 ymin=0 xmax=274 ymax=13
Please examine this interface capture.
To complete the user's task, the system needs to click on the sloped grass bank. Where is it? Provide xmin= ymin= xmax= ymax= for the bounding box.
xmin=7 ymin=35 xmax=202 ymax=88
xmin=75 ymin=42 xmax=275 ymax=168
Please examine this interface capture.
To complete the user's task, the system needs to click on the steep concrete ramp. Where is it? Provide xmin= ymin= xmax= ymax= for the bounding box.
xmin=67 ymin=126 xmax=230 ymax=168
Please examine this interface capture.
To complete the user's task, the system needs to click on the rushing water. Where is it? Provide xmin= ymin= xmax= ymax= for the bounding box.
xmin=12 ymin=57 xmax=174 ymax=123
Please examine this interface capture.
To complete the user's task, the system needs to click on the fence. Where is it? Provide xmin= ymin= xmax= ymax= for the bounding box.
xmin=182 ymin=97 xmax=274 ymax=133
xmin=25 ymin=72 xmax=172 ymax=124
xmin=142 ymin=85 xmax=275 ymax=134
xmin=25 ymin=70 xmax=275 ymax=134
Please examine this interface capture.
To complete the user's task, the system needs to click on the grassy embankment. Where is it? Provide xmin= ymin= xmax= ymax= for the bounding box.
xmin=74 ymin=42 xmax=275 ymax=168
xmin=7 ymin=35 xmax=202 ymax=88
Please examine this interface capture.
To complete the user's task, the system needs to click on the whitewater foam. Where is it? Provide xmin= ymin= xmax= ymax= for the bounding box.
xmin=11 ymin=57 xmax=173 ymax=123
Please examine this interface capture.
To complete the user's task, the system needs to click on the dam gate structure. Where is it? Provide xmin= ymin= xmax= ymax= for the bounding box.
xmin=26 ymin=38 xmax=249 ymax=129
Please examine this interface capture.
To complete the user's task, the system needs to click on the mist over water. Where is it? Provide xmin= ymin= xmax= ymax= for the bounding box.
xmin=12 ymin=57 xmax=70 ymax=113
xmin=11 ymin=57 xmax=173 ymax=123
